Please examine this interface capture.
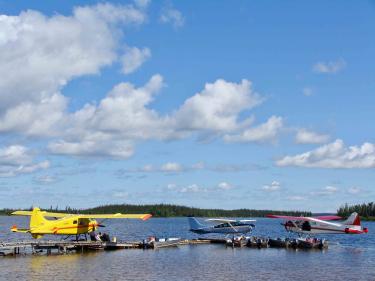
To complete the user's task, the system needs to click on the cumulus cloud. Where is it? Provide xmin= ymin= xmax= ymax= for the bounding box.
xmin=0 ymin=3 xmax=147 ymax=136
xmin=160 ymin=4 xmax=184 ymax=28
xmin=224 ymin=116 xmax=283 ymax=143
xmin=48 ymin=76 xmax=278 ymax=158
xmin=295 ymin=128 xmax=330 ymax=144
xmin=166 ymin=182 xmax=234 ymax=194
xmin=180 ymin=184 xmax=206 ymax=193
xmin=217 ymin=182 xmax=233 ymax=190
xmin=276 ymin=139 xmax=375 ymax=168
xmin=0 ymin=5 xmax=283 ymax=160
xmin=313 ymin=58 xmax=346 ymax=74
xmin=311 ymin=186 xmax=339 ymax=196
xmin=262 ymin=181 xmax=281 ymax=192
xmin=0 ymin=145 xmax=49 ymax=177
xmin=121 ymin=46 xmax=151 ymax=74
xmin=161 ymin=162 xmax=183 ymax=172
xmin=175 ymin=79 xmax=262 ymax=133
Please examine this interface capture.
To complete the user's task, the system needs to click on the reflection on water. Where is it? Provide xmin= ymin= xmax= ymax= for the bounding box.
xmin=0 ymin=217 xmax=374 ymax=281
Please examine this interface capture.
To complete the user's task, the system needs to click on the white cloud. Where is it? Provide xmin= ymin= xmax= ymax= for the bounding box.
xmin=276 ymin=139 xmax=375 ymax=168
xmin=311 ymin=186 xmax=339 ymax=196
xmin=348 ymin=187 xmax=361 ymax=194
xmin=121 ymin=46 xmax=151 ymax=74
xmin=313 ymin=58 xmax=346 ymax=74
xmin=48 ymin=76 xmax=277 ymax=158
xmin=262 ymin=181 xmax=281 ymax=192
xmin=161 ymin=162 xmax=182 ymax=172
xmin=176 ymin=79 xmax=262 ymax=133
xmin=224 ymin=116 xmax=283 ymax=143
xmin=287 ymin=195 xmax=306 ymax=201
xmin=0 ymin=4 xmax=281 ymax=160
xmin=0 ymin=3 xmax=147 ymax=136
xmin=295 ymin=128 xmax=330 ymax=144
xmin=0 ymin=145 xmax=50 ymax=177
xmin=217 ymin=182 xmax=233 ymax=190
xmin=160 ymin=5 xmax=184 ymax=28
xmin=49 ymin=139 xmax=135 ymax=159
xmin=168 ymin=182 xmax=234 ymax=194
xmin=180 ymin=184 xmax=206 ymax=193
xmin=167 ymin=183 xmax=177 ymax=190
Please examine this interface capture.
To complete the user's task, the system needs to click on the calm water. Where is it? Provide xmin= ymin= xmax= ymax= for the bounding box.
xmin=0 ymin=216 xmax=374 ymax=281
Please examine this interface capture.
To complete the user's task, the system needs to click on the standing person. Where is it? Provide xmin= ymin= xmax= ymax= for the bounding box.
xmin=95 ymin=232 xmax=102 ymax=241
xmin=89 ymin=231 xmax=97 ymax=241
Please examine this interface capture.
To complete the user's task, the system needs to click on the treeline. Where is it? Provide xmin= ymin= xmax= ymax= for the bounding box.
xmin=0 ymin=204 xmax=311 ymax=217
xmin=337 ymin=202 xmax=375 ymax=218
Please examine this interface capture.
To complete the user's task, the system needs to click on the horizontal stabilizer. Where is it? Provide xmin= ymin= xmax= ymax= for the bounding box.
xmin=11 ymin=225 xmax=29 ymax=233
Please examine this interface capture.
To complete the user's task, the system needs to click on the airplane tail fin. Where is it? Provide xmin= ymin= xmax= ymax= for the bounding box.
xmin=343 ymin=212 xmax=361 ymax=226
xmin=30 ymin=207 xmax=47 ymax=229
xmin=188 ymin=217 xmax=205 ymax=230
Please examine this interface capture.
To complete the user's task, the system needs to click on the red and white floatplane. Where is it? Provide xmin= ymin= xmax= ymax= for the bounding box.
xmin=267 ymin=212 xmax=368 ymax=235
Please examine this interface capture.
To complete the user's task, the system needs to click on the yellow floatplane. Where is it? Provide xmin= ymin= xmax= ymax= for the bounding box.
xmin=11 ymin=207 xmax=152 ymax=239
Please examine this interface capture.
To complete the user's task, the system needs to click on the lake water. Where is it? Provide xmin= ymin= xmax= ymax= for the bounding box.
xmin=0 ymin=216 xmax=374 ymax=281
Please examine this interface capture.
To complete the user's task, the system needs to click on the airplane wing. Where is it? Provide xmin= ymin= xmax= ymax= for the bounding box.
xmin=74 ymin=213 xmax=152 ymax=221
xmin=266 ymin=214 xmax=342 ymax=221
xmin=11 ymin=211 xmax=68 ymax=218
xmin=266 ymin=214 xmax=312 ymax=220
xmin=266 ymin=214 xmax=342 ymax=226
xmin=206 ymin=218 xmax=256 ymax=223
xmin=11 ymin=210 xmax=152 ymax=220
xmin=314 ymin=215 xmax=342 ymax=220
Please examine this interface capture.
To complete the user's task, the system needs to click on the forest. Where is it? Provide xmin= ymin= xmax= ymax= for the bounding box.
xmin=0 ymin=204 xmax=311 ymax=217
xmin=337 ymin=202 xmax=375 ymax=220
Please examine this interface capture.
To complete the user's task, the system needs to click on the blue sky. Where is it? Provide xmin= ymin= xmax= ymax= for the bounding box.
xmin=0 ymin=0 xmax=374 ymax=212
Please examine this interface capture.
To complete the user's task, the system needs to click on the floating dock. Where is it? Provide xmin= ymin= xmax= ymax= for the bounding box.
xmin=0 ymin=237 xmax=328 ymax=257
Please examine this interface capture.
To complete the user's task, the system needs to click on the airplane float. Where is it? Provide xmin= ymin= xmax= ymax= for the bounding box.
xmin=266 ymin=212 xmax=368 ymax=234
xmin=11 ymin=207 xmax=152 ymax=239
xmin=188 ymin=217 xmax=256 ymax=235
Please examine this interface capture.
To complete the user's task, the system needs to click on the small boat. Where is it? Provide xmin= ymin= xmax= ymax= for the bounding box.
xmin=226 ymin=236 xmax=248 ymax=247
xmin=296 ymin=237 xmax=328 ymax=249
xmin=268 ymin=238 xmax=290 ymax=248
xmin=144 ymin=237 xmax=182 ymax=249
xmin=247 ymin=236 xmax=268 ymax=248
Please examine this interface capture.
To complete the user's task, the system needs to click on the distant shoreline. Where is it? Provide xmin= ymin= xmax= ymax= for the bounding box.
xmin=0 ymin=203 xmax=311 ymax=218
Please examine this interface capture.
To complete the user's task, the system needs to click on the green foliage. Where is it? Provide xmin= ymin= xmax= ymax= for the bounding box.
xmin=337 ymin=202 xmax=375 ymax=219
xmin=0 ymin=204 xmax=310 ymax=217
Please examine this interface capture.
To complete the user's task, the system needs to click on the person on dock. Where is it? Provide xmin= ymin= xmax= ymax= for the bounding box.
xmin=100 ymin=232 xmax=110 ymax=242
xmin=89 ymin=231 xmax=102 ymax=241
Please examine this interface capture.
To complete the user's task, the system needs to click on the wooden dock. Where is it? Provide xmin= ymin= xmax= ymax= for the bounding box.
xmin=0 ymin=237 xmax=328 ymax=256
xmin=0 ymin=240 xmax=142 ymax=256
